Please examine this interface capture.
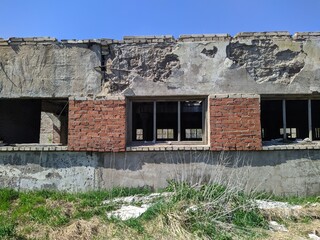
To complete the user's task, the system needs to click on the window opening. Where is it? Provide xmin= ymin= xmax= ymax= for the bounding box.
xmin=132 ymin=102 xmax=154 ymax=141
xmin=261 ymin=100 xmax=283 ymax=141
xmin=261 ymin=98 xmax=319 ymax=142
xmin=0 ymin=99 xmax=41 ymax=144
xmin=312 ymin=100 xmax=320 ymax=140
xmin=131 ymin=99 xmax=205 ymax=144
xmin=286 ymin=100 xmax=308 ymax=139
xmin=157 ymin=129 xmax=174 ymax=139
xmin=156 ymin=102 xmax=178 ymax=141
xmin=181 ymin=101 xmax=203 ymax=141
xmin=280 ymin=128 xmax=297 ymax=138
xmin=0 ymin=99 xmax=68 ymax=146
xmin=136 ymin=129 xmax=143 ymax=140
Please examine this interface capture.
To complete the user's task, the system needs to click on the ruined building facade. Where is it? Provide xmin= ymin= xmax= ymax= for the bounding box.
xmin=1 ymin=32 xmax=320 ymax=194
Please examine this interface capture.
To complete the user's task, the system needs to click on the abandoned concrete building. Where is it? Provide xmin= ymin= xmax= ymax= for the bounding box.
xmin=1 ymin=32 xmax=320 ymax=195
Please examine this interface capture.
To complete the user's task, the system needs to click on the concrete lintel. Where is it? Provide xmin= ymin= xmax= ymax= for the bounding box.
xmin=126 ymin=145 xmax=210 ymax=152
xmin=72 ymin=96 xmax=88 ymax=101
xmin=94 ymin=95 xmax=125 ymax=100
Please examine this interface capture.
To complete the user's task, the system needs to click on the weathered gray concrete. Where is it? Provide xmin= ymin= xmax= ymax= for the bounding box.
xmin=0 ymin=150 xmax=320 ymax=196
xmin=0 ymin=43 xmax=101 ymax=98
xmin=101 ymin=33 xmax=320 ymax=96
xmin=1 ymin=33 xmax=320 ymax=98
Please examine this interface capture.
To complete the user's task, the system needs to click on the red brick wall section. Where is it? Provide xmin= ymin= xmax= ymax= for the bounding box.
xmin=68 ymin=100 xmax=126 ymax=152
xmin=210 ymin=97 xmax=262 ymax=151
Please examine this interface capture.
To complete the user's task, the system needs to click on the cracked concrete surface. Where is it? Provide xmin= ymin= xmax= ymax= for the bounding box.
xmin=0 ymin=44 xmax=101 ymax=98
xmin=1 ymin=35 xmax=320 ymax=98
xmin=226 ymin=39 xmax=307 ymax=84
xmin=102 ymin=42 xmax=180 ymax=93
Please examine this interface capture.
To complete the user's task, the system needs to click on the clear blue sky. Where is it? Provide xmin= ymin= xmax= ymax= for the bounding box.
xmin=1 ymin=0 xmax=319 ymax=40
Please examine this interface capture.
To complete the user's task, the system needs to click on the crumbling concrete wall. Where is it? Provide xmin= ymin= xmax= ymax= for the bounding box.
xmin=99 ymin=32 xmax=320 ymax=96
xmin=101 ymin=38 xmax=180 ymax=94
xmin=1 ymin=33 xmax=320 ymax=98
xmin=0 ymin=38 xmax=101 ymax=98
xmin=0 ymin=150 xmax=320 ymax=196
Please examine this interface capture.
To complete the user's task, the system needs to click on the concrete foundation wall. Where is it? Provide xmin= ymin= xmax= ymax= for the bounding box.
xmin=1 ymin=150 xmax=320 ymax=196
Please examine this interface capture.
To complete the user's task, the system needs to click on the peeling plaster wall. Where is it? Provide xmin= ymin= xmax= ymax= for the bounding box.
xmin=1 ymin=33 xmax=320 ymax=98
xmin=226 ymin=39 xmax=306 ymax=84
xmin=101 ymin=42 xmax=180 ymax=94
xmin=1 ymin=150 xmax=320 ymax=196
xmin=100 ymin=35 xmax=320 ymax=96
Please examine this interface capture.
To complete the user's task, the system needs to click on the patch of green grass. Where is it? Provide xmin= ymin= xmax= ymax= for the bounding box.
xmin=140 ymin=201 xmax=169 ymax=221
xmin=232 ymin=209 xmax=266 ymax=228
xmin=0 ymin=223 xmax=16 ymax=238
xmin=29 ymin=206 xmax=69 ymax=226
xmin=0 ymin=215 xmax=23 ymax=240
xmin=0 ymin=188 xmax=19 ymax=211
xmin=124 ymin=218 xmax=145 ymax=234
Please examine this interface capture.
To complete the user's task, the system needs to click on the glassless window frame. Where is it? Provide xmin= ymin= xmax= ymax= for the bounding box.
xmin=261 ymin=96 xmax=320 ymax=141
xmin=127 ymin=97 xmax=208 ymax=145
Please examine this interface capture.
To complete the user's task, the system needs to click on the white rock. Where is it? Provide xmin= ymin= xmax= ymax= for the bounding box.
xmin=269 ymin=221 xmax=288 ymax=232
xmin=308 ymin=233 xmax=320 ymax=240
xmin=106 ymin=204 xmax=150 ymax=220
xmin=255 ymin=200 xmax=301 ymax=210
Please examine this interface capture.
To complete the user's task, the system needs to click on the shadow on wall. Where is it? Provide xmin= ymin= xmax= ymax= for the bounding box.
xmin=102 ymin=150 xmax=320 ymax=170
xmin=1 ymin=150 xmax=320 ymax=170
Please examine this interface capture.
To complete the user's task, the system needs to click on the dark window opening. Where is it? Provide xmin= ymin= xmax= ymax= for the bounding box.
xmin=0 ymin=99 xmax=41 ymax=144
xmin=312 ymin=100 xmax=320 ymax=140
xmin=261 ymin=100 xmax=282 ymax=141
xmin=156 ymin=102 xmax=178 ymax=141
xmin=286 ymin=100 xmax=308 ymax=139
xmin=132 ymin=102 xmax=154 ymax=141
xmin=0 ymin=99 xmax=68 ymax=146
xmin=131 ymin=99 xmax=205 ymax=144
xmin=181 ymin=101 xmax=203 ymax=141
xmin=261 ymin=98 xmax=320 ymax=142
